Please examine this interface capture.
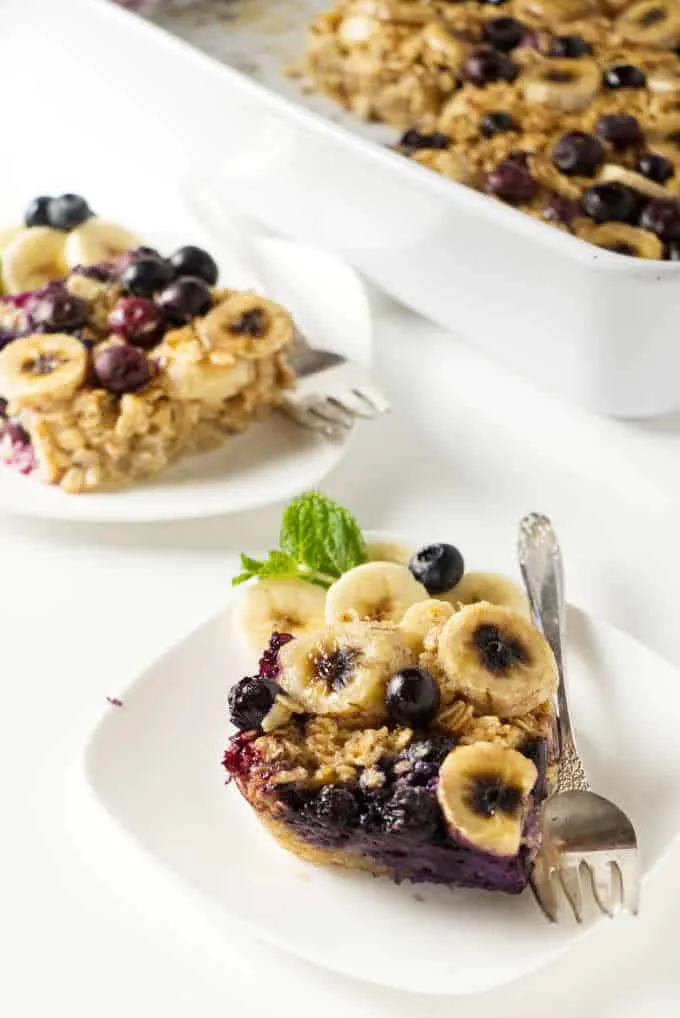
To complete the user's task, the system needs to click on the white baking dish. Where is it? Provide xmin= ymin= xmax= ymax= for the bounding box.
xmin=21 ymin=0 xmax=680 ymax=417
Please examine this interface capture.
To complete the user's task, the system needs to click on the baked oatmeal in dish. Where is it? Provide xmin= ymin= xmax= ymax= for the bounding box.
xmin=0 ymin=194 xmax=295 ymax=493
xmin=224 ymin=493 xmax=557 ymax=895
xmin=304 ymin=0 xmax=680 ymax=259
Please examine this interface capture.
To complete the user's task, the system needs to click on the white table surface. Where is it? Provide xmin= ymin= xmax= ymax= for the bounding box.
xmin=2 ymin=290 xmax=680 ymax=1016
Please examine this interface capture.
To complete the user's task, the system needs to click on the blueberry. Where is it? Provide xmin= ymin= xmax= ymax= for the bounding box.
xmin=93 ymin=344 xmax=151 ymax=395
xmin=402 ymin=734 xmax=456 ymax=767
xmin=464 ymin=47 xmax=518 ymax=87
xmin=156 ymin=277 xmax=212 ymax=324
xmin=0 ymin=397 xmax=7 ymax=418
xmin=485 ymin=157 xmax=537 ymax=204
xmin=168 ymin=245 xmax=219 ymax=286
xmin=119 ymin=256 xmax=174 ymax=298
xmin=542 ymin=194 xmax=582 ymax=226
xmin=595 ymin=114 xmax=643 ymax=150
xmin=386 ymin=667 xmax=441 ymax=727
xmin=582 ymin=183 xmax=641 ymax=224
xmin=228 ymin=675 xmax=279 ymax=731
xmin=550 ymin=34 xmax=592 ymax=57
xmin=479 ymin=0 xmax=508 ymax=5
xmin=604 ymin=64 xmax=646 ymax=90
xmin=398 ymin=128 xmax=450 ymax=152
xmin=108 ymin=297 xmax=167 ymax=349
xmin=666 ymin=241 xmax=680 ymax=260
xmin=47 ymin=194 xmax=93 ymax=231
xmin=638 ymin=152 xmax=674 ymax=184
xmin=482 ymin=16 xmax=526 ymax=51
xmin=640 ymin=198 xmax=680 ymax=242
xmin=309 ymin=784 xmax=360 ymax=828
xmin=383 ymin=785 xmax=440 ymax=838
xmin=24 ymin=196 xmax=52 ymax=228
xmin=29 ymin=288 xmax=89 ymax=332
xmin=409 ymin=542 xmax=465 ymax=594
xmin=407 ymin=761 xmax=440 ymax=787
xmin=258 ymin=631 xmax=294 ymax=680
xmin=480 ymin=111 xmax=518 ymax=138
xmin=552 ymin=131 xmax=604 ymax=177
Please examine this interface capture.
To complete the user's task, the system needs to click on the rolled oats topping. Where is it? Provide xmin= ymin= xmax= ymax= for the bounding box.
xmin=303 ymin=0 xmax=680 ymax=258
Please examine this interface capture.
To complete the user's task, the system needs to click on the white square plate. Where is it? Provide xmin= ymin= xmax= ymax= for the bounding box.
xmin=72 ymin=535 xmax=680 ymax=995
xmin=0 ymin=151 xmax=371 ymax=522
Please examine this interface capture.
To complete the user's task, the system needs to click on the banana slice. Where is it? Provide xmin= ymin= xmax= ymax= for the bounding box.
xmin=400 ymin=599 xmax=454 ymax=652
xmin=648 ymin=66 xmax=680 ymax=94
xmin=442 ymin=571 xmax=530 ymax=619
xmin=437 ymin=743 xmax=538 ymax=857
xmin=158 ymin=330 xmax=257 ymax=402
xmin=234 ymin=578 xmax=327 ymax=655
xmin=0 ymin=333 xmax=87 ymax=409
xmin=65 ymin=218 xmax=141 ymax=269
xmin=325 ymin=561 xmax=429 ymax=625
xmin=2 ymin=227 xmax=68 ymax=293
xmin=278 ymin=620 xmax=416 ymax=717
xmin=522 ymin=59 xmax=601 ymax=113
xmin=367 ymin=539 xmax=414 ymax=566
xmin=579 ymin=221 xmax=664 ymax=259
xmin=437 ymin=602 xmax=557 ymax=718
xmin=0 ymin=226 xmax=21 ymax=251
xmin=199 ymin=293 xmax=294 ymax=360
xmin=599 ymin=164 xmax=670 ymax=200
xmin=516 ymin=0 xmax=597 ymax=22
xmin=616 ymin=0 xmax=680 ymax=48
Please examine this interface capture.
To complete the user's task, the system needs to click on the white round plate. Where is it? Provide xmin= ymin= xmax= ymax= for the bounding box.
xmin=71 ymin=534 xmax=680 ymax=995
xmin=0 ymin=164 xmax=371 ymax=522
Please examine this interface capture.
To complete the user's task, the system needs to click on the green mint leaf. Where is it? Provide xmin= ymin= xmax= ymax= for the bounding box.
xmin=280 ymin=491 xmax=366 ymax=578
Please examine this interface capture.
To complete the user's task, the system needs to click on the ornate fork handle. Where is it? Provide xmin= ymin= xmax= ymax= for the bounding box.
xmin=518 ymin=513 xmax=590 ymax=794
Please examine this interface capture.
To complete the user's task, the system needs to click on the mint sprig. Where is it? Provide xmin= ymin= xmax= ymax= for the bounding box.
xmin=232 ymin=491 xmax=367 ymax=588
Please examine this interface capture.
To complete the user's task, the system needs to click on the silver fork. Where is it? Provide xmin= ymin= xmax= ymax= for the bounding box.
xmin=518 ymin=513 xmax=640 ymax=923
xmin=184 ymin=180 xmax=390 ymax=440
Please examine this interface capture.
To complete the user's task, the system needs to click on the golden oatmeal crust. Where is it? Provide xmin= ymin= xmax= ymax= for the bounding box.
xmin=303 ymin=0 xmax=680 ymax=258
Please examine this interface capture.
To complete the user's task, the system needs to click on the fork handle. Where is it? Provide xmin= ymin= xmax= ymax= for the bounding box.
xmin=517 ymin=514 xmax=590 ymax=793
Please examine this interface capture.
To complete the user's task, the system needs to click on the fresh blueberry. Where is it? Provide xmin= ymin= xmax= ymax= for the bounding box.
xmin=552 ymin=131 xmax=604 ymax=176
xmin=409 ymin=542 xmax=465 ymax=594
xmin=638 ymin=152 xmax=674 ymax=184
xmin=464 ymin=47 xmax=518 ymax=87
xmin=24 ymin=196 xmax=52 ymax=228
xmin=386 ymin=667 xmax=441 ymax=727
xmin=168 ymin=245 xmax=219 ymax=286
xmin=29 ymin=288 xmax=89 ymax=332
xmin=93 ymin=344 xmax=151 ymax=395
xmin=482 ymin=16 xmax=526 ymax=51
xmin=398 ymin=128 xmax=450 ymax=152
xmin=550 ymin=34 xmax=592 ymax=57
xmin=640 ymin=198 xmax=680 ymax=242
xmin=604 ymin=64 xmax=646 ymax=89
xmin=383 ymin=784 xmax=440 ymax=838
xmin=156 ymin=277 xmax=212 ymax=324
xmin=108 ymin=297 xmax=167 ymax=349
xmin=47 ymin=194 xmax=93 ymax=231
xmin=228 ymin=674 xmax=280 ymax=731
xmin=542 ymin=194 xmax=582 ymax=225
xmin=119 ymin=256 xmax=174 ymax=298
xmin=595 ymin=114 xmax=643 ymax=150
xmin=480 ymin=111 xmax=518 ymax=138
xmin=485 ymin=157 xmax=537 ymax=203
xmin=582 ymin=183 xmax=641 ymax=223
xmin=309 ymin=785 xmax=360 ymax=828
